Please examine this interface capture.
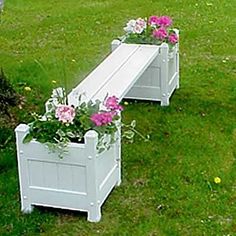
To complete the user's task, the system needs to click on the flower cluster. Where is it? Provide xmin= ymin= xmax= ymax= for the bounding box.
xmin=55 ymin=105 xmax=76 ymax=123
xmin=24 ymin=88 xmax=124 ymax=155
xmin=124 ymin=18 xmax=147 ymax=34
xmin=105 ymin=96 xmax=123 ymax=111
xmin=24 ymin=88 xmax=148 ymax=157
xmin=122 ymin=15 xmax=179 ymax=46
xmin=90 ymin=96 xmax=123 ymax=127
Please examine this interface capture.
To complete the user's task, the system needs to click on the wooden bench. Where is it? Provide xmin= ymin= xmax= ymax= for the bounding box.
xmin=68 ymin=40 xmax=179 ymax=107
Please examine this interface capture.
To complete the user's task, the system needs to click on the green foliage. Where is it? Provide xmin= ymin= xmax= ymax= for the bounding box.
xmin=23 ymin=89 xmax=125 ymax=156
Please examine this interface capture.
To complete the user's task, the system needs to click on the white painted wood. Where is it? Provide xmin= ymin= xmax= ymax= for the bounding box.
xmin=160 ymin=43 xmax=169 ymax=106
xmin=15 ymin=125 xmax=120 ymax=222
xmin=68 ymin=44 xmax=160 ymax=106
xmin=111 ymin=39 xmax=122 ymax=51
xmin=92 ymin=45 xmax=160 ymax=103
xmin=15 ymin=124 xmax=34 ymax=214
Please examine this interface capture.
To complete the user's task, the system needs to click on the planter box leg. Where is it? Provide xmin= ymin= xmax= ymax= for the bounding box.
xmin=160 ymin=43 xmax=170 ymax=106
xmin=116 ymin=158 xmax=121 ymax=186
xmin=22 ymin=205 xmax=34 ymax=214
xmin=116 ymin=126 xmax=121 ymax=186
xmin=161 ymin=94 xmax=170 ymax=106
xmin=175 ymin=29 xmax=180 ymax=90
xmin=15 ymin=124 xmax=34 ymax=214
xmin=88 ymin=204 xmax=101 ymax=222
xmin=85 ymin=131 xmax=102 ymax=222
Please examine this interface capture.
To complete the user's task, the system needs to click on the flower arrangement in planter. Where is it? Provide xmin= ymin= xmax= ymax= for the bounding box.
xmin=111 ymin=15 xmax=180 ymax=106
xmin=122 ymin=15 xmax=179 ymax=47
xmin=23 ymin=87 xmax=127 ymax=157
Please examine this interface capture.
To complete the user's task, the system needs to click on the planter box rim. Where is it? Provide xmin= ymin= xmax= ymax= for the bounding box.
xmin=15 ymin=123 xmax=99 ymax=148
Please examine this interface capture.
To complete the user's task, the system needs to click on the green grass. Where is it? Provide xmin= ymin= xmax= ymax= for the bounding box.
xmin=0 ymin=0 xmax=236 ymax=235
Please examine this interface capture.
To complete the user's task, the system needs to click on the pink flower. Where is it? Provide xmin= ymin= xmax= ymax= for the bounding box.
xmin=168 ymin=33 xmax=178 ymax=44
xmin=148 ymin=15 xmax=159 ymax=26
xmin=136 ymin=18 xmax=146 ymax=28
xmin=133 ymin=18 xmax=147 ymax=34
xmin=55 ymin=105 xmax=75 ymax=123
xmin=90 ymin=112 xmax=115 ymax=126
xmin=156 ymin=16 xmax=172 ymax=27
xmin=153 ymin=27 xmax=168 ymax=40
xmin=124 ymin=18 xmax=146 ymax=34
xmin=105 ymin=96 xmax=123 ymax=112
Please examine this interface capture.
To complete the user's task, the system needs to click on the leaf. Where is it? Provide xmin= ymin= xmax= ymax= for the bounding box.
xmin=56 ymin=129 xmax=66 ymax=138
xmin=98 ymin=147 xmax=105 ymax=154
xmin=123 ymin=130 xmax=135 ymax=140
xmin=23 ymin=133 xmax=33 ymax=143
xmin=131 ymin=120 xmax=136 ymax=128
xmin=66 ymin=131 xmax=76 ymax=138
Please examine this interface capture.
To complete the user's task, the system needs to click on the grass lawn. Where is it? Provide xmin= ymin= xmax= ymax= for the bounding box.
xmin=0 ymin=0 xmax=236 ymax=235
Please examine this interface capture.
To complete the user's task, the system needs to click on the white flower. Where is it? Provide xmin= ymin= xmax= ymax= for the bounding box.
xmin=133 ymin=24 xmax=144 ymax=34
xmin=124 ymin=19 xmax=136 ymax=33
xmin=136 ymin=18 xmax=147 ymax=29
xmin=124 ymin=18 xmax=146 ymax=34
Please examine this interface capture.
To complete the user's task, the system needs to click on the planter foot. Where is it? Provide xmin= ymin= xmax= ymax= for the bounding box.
xmin=161 ymin=98 xmax=170 ymax=106
xmin=116 ymin=179 xmax=121 ymax=187
xmin=176 ymin=79 xmax=180 ymax=89
xmin=88 ymin=206 xmax=101 ymax=222
xmin=22 ymin=205 xmax=34 ymax=214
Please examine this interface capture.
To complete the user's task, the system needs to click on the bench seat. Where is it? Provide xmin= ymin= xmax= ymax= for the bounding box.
xmin=68 ymin=44 xmax=160 ymax=106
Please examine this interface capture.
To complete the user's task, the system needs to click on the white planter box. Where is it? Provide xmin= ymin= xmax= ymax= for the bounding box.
xmin=111 ymin=34 xmax=180 ymax=106
xmin=15 ymin=124 xmax=121 ymax=222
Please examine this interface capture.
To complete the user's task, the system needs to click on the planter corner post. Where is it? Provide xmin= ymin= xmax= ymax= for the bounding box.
xmin=160 ymin=43 xmax=170 ymax=106
xmin=15 ymin=124 xmax=34 ymax=214
xmin=85 ymin=130 xmax=101 ymax=222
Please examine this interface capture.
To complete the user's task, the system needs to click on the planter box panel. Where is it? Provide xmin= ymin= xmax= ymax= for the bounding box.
xmin=23 ymin=141 xmax=86 ymax=165
xmin=28 ymin=159 xmax=87 ymax=193
xmin=30 ymin=187 xmax=88 ymax=212
xmin=58 ymin=164 xmax=87 ymax=192
xmin=96 ymin=146 xmax=117 ymax=186
xmin=124 ymin=85 xmax=161 ymax=102
xmin=98 ymin=164 xmax=119 ymax=206
xmin=133 ymin=65 xmax=161 ymax=87
xmin=168 ymin=55 xmax=177 ymax=82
